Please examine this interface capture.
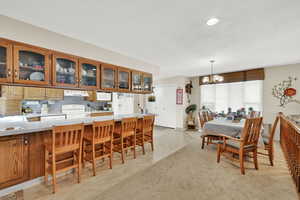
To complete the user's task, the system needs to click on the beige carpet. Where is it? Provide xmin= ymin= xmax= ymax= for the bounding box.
xmin=0 ymin=191 xmax=23 ymax=200
xmin=93 ymin=141 xmax=298 ymax=200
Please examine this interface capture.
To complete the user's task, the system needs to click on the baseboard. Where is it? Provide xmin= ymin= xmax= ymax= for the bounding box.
xmin=0 ymin=170 xmax=72 ymax=197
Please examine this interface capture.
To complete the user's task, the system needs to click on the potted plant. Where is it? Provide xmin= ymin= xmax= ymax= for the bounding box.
xmin=185 ymin=104 xmax=197 ymax=129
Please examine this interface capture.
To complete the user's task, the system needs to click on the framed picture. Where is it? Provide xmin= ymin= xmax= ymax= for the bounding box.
xmin=176 ymin=88 xmax=183 ymax=105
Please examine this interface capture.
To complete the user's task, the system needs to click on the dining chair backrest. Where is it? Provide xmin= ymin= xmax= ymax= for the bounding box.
xmin=240 ymin=117 xmax=263 ymax=147
xmin=52 ymin=123 xmax=84 ymax=150
xmin=92 ymin=120 xmax=114 ymax=142
xmin=143 ymin=115 xmax=155 ymax=133
xmin=207 ymin=112 xmax=214 ymax=121
xmin=202 ymin=111 xmax=209 ymax=122
xmin=121 ymin=117 xmax=138 ymax=137
xmin=198 ymin=112 xmax=206 ymax=128
xmin=268 ymin=113 xmax=281 ymax=145
xmin=249 ymin=111 xmax=261 ymax=118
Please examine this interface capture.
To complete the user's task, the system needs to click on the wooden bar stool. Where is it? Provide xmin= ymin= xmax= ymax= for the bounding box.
xmin=136 ymin=115 xmax=155 ymax=154
xmin=113 ymin=117 xmax=137 ymax=163
xmin=44 ymin=123 xmax=84 ymax=193
xmin=82 ymin=120 xmax=114 ymax=176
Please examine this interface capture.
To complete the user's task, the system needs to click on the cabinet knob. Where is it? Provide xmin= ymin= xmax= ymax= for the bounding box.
xmin=7 ymin=69 xmax=11 ymax=77
xmin=14 ymin=69 xmax=18 ymax=78
xmin=24 ymin=138 xmax=29 ymax=145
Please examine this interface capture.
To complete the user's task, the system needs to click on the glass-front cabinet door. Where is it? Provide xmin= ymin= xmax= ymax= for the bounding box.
xmin=101 ymin=63 xmax=116 ymax=91
xmin=143 ymin=73 xmax=153 ymax=93
xmin=79 ymin=59 xmax=100 ymax=89
xmin=0 ymin=39 xmax=12 ymax=83
xmin=131 ymin=71 xmax=143 ymax=92
xmin=13 ymin=45 xmax=50 ymax=85
xmin=117 ymin=67 xmax=131 ymax=92
xmin=53 ymin=53 xmax=78 ymax=87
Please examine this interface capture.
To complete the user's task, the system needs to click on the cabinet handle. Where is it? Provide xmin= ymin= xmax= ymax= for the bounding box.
xmin=14 ymin=69 xmax=18 ymax=78
xmin=7 ymin=69 xmax=11 ymax=77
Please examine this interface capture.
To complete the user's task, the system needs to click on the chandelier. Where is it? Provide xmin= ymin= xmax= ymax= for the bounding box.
xmin=202 ymin=60 xmax=224 ymax=84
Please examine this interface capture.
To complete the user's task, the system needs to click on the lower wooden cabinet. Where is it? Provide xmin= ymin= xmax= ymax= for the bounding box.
xmin=0 ymin=135 xmax=29 ymax=189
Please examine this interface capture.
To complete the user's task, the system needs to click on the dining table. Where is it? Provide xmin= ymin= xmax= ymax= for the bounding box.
xmin=203 ymin=118 xmax=265 ymax=145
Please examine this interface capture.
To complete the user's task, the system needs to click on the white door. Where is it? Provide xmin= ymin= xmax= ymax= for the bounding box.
xmin=148 ymin=85 xmax=176 ymax=128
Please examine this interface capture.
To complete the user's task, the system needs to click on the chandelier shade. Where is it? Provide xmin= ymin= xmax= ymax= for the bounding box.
xmin=202 ymin=60 xmax=224 ymax=84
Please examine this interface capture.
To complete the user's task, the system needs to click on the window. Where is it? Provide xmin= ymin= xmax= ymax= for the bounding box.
xmin=200 ymin=80 xmax=263 ymax=113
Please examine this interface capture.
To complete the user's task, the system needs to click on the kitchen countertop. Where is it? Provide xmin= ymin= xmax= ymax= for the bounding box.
xmin=0 ymin=113 xmax=154 ymax=137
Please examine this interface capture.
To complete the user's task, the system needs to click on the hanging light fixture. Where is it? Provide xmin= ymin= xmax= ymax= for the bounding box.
xmin=202 ymin=60 xmax=224 ymax=84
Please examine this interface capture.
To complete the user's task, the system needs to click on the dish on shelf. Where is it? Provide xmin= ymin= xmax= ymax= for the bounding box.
xmin=30 ymin=72 xmax=44 ymax=81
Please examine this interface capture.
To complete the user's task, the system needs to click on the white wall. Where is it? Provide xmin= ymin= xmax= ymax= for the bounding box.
xmin=153 ymin=76 xmax=189 ymax=129
xmin=0 ymin=15 xmax=160 ymax=77
xmin=263 ymin=63 xmax=300 ymax=139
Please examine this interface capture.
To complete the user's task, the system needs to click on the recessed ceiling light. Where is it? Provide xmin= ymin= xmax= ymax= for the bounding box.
xmin=206 ymin=18 xmax=219 ymax=26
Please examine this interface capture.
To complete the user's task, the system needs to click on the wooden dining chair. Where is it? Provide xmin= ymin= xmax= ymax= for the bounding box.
xmin=207 ymin=112 xmax=214 ymax=121
xmin=136 ymin=115 xmax=155 ymax=154
xmin=260 ymin=113 xmax=281 ymax=166
xmin=82 ymin=120 xmax=114 ymax=176
xmin=44 ymin=123 xmax=84 ymax=193
xmin=198 ymin=112 xmax=207 ymax=129
xmin=202 ymin=111 xmax=209 ymax=122
xmin=217 ymin=117 xmax=263 ymax=175
xmin=113 ymin=117 xmax=137 ymax=163
xmin=249 ymin=111 xmax=261 ymax=118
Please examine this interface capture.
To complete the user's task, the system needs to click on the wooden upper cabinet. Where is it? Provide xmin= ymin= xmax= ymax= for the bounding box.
xmin=0 ymin=135 xmax=29 ymax=189
xmin=101 ymin=63 xmax=117 ymax=91
xmin=13 ymin=45 xmax=50 ymax=85
xmin=131 ymin=70 xmax=143 ymax=92
xmin=0 ymin=39 xmax=13 ymax=83
xmin=143 ymin=72 xmax=153 ymax=93
xmin=52 ymin=53 xmax=79 ymax=88
xmin=117 ymin=66 xmax=131 ymax=92
xmin=78 ymin=58 xmax=100 ymax=89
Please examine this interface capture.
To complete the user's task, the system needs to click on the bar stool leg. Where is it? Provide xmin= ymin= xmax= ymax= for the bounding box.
xmin=52 ymin=154 xmax=57 ymax=194
xmin=121 ymin=138 xmax=125 ymax=164
xmin=151 ymin=138 xmax=154 ymax=151
xmin=109 ymin=140 xmax=113 ymax=169
xmin=133 ymin=135 xmax=136 ymax=159
xmin=92 ymin=142 xmax=96 ymax=176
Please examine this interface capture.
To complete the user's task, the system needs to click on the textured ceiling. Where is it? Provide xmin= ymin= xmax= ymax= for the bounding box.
xmin=1 ymin=0 xmax=300 ymax=78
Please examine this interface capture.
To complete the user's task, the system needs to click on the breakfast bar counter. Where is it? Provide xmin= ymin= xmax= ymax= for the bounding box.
xmin=0 ymin=113 xmax=154 ymax=190
xmin=0 ymin=113 xmax=153 ymax=137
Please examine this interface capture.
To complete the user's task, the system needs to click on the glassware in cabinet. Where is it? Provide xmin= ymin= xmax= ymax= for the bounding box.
xmin=79 ymin=59 xmax=99 ymax=89
xmin=0 ymin=39 xmax=12 ymax=83
xmin=53 ymin=53 xmax=78 ymax=87
xmin=117 ymin=67 xmax=130 ymax=91
xmin=143 ymin=73 xmax=152 ymax=92
xmin=101 ymin=64 xmax=116 ymax=90
xmin=13 ymin=45 xmax=50 ymax=85
xmin=132 ymin=71 xmax=143 ymax=92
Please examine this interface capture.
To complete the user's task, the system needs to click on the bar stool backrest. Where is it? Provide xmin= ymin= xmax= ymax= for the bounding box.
xmin=121 ymin=117 xmax=137 ymax=137
xmin=52 ymin=123 xmax=84 ymax=152
xmin=92 ymin=120 xmax=114 ymax=141
xmin=143 ymin=115 xmax=155 ymax=133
